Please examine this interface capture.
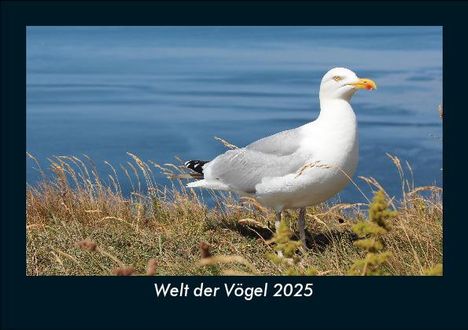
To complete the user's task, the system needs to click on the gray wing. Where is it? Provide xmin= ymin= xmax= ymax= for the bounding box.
xmin=245 ymin=126 xmax=302 ymax=156
xmin=204 ymin=127 xmax=307 ymax=193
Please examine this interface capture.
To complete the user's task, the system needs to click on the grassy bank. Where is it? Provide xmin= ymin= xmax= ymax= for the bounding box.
xmin=26 ymin=153 xmax=442 ymax=276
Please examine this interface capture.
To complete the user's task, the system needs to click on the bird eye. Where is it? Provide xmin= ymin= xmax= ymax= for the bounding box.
xmin=333 ymin=76 xmax=343 ymax=82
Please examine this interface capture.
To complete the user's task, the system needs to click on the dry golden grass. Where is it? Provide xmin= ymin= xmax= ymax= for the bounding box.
xmin=26 ymin=152 xmax=442 ymax=276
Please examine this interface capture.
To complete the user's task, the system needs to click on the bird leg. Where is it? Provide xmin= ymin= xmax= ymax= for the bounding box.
xmin=298 ymin=208 xmax=307 ymax=248
xmin=274 ymin=212 xmax=284 ymax=257
xmin=275 ymin=211 xmax=282 ymax=232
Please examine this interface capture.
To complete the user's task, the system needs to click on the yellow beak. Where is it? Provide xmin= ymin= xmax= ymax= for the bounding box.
xmin=348 ymin=78 xmax=377 ymax=90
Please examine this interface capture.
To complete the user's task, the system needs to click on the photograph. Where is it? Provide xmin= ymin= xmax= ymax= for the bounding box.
xmin=26 ymin=26 xmax=442 ymax=276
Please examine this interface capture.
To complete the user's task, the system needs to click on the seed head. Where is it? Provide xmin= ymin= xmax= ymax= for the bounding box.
xmin=199 ymin=241 xmax=212 ymax=259
xmin=76 ymin=239 xmax=97 ymax=252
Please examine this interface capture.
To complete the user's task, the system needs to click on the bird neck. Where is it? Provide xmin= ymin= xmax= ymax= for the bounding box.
xmin=318 ymin=98 xmax=356 ymax=124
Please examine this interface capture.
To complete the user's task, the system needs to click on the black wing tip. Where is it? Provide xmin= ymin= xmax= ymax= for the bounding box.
xmin=185 ymin=160 xmax=209 ymax=174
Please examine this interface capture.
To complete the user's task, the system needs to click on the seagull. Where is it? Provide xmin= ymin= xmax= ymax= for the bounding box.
xmin=185 ymin=67 xmax=376 ymax=248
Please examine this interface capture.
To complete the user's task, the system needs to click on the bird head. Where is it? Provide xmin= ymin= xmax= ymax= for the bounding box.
xmin=319 ymin=67 xmax=377 ymax=101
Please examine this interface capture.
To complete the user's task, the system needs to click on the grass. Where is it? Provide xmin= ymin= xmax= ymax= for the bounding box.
xmin=26 ymin=151 xmax=442 ymax=276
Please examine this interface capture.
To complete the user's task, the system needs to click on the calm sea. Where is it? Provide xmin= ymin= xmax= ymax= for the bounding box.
xmin=26 ymin=27 xmax=442 ymax=204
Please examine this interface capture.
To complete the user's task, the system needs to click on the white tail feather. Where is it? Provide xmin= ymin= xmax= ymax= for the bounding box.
xmin=187 ymin=179 xmax=230 ymax=191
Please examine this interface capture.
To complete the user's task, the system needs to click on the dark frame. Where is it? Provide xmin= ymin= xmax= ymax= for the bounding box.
xmin=2 ymin=1 xmax=466 ymax=329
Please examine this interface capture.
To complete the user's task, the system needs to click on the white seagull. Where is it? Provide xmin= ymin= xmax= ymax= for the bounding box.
xmin=185 ymin=67 xmax=376 ymax=247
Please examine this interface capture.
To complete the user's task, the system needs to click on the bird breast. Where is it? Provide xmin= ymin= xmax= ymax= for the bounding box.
xmin=255 ymin=102 xmax=359 ymax=210
xmin=303 ymin=101 xmax=358 ymax=175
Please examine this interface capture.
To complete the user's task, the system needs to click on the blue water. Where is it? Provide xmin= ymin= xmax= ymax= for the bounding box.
xmin=26 ymin=27 xmax=442 ymax=204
